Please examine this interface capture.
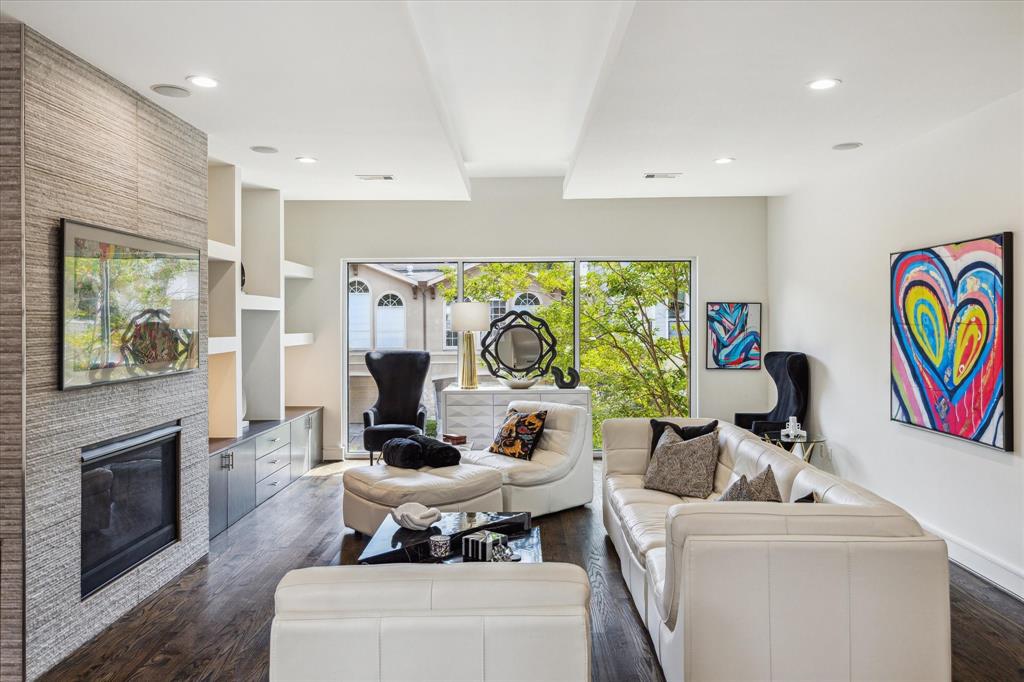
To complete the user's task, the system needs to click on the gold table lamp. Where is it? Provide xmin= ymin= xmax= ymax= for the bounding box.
xmin=451 ymin=301 xmax=490 ymax=389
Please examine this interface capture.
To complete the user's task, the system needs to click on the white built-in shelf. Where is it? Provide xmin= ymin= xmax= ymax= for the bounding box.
xmin=208 ymin=336 xmax=240 ymax=355
xmin=240 ymin=293 xmax=282 ymax=311
xmin=283 ymin=260 xmax=314 ymax=280
xmin=208 ymin=239 xmax=239 ymax=263
xmin=284 ymin=332 xmax=315 ymax=347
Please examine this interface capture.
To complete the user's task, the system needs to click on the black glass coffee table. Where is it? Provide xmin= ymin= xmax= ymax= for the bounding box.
xmin=357 ymin=511 xmax=542 ymax=565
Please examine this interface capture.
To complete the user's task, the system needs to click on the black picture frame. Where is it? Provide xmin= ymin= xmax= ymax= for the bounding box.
xmin=889 ymin=232 xmax=1013 ymax=451
xmin=705 ymin=301 xmax=763 ymax=370
xmin=60 ymin=218 xmax=201 ymax=390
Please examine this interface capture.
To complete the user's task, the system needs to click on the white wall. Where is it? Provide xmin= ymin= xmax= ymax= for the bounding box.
xmin=284 ymin=178 xmax=769 ymax=459
xmin=767 ymin=93 xmax=1024 ymax=596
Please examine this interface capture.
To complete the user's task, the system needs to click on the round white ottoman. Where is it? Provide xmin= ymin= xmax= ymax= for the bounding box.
xmin=342 ymin=463 xmax=504 ymax=535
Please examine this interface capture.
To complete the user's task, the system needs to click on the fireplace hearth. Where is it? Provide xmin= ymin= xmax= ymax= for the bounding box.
xmin=80 ymin=423 xmax=180 ymax=598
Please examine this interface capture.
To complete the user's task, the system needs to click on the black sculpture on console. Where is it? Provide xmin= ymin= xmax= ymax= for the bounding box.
xmin=551 ymin=366 xmax=580 ymax=389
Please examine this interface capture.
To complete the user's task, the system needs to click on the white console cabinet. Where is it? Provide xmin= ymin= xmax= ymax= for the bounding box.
xmin=441 ymin=384 xmax=592 ymax=452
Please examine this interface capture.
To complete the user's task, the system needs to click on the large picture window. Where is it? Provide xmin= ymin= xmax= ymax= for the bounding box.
xmin=344 ymin=259 xmax=690 ymax=453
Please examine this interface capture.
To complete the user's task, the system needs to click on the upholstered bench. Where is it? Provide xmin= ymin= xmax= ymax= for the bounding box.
xmin=342 ymin=463 xmax=503 ymax=535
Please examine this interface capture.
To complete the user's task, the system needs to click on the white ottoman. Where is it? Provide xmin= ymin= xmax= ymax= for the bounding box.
xmin=342 ymin=463 xmax=504 ymax=535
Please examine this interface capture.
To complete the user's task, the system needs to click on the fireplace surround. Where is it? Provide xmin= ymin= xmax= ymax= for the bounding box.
xmin=80 ymin=424 xmax=181 ymax=598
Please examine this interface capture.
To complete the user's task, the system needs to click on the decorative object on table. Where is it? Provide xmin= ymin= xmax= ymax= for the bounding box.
xmin=381 ymin=437 xmax=424 ymax=469
xmin=762 ymin=430 xmax=827 ymax=463
xmin=551 ymin=365 xmax=581 ymax=389
xmin=408 ymin=434 xmax=461 ymax=467
xmin=451 ymin=301 xmax=490 ymax=389
xmin=734 ymin=351 xmax=809 ymax=436
xmin=488 ymin=543 xmax=520 ymax=562
xmin=780 ymin=416 xmax=806 ymax=440
xmin=240 ymin=262 xmax=246 ymax=291
xmin=362 ymin=350 xmax=430 ymax=465
xmin=428 ymin=534 xmax=451 ymax=558
xmin=442 ymin=433 xmax=467 ymax=446
xmin=61 ymin=219 xmax=200 ymax=389
xmin=461 ymin=530 xmax=508 ymax=561
xmin=706 ymin=302 xmax=762 ymax=370
xmin=489 ymin=409 xmax=548 ymax=459
xmin=389 ymin=502 xmax=442 ymax=531
xmin=890 ymin=233 xmax=1013 ymax=451
xmin=480 ymin=309 xmax=557 ymax=389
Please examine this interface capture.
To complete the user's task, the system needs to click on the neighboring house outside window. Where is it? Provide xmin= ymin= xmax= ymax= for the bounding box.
xmin=511 ymin=292 xmax=541 ymax=311
xmin=489 ymin=297 xmax=507 ymax=322
xmin=375 ymin=292 xmax=406 ymax=349
xmin=348 ymin=279 xmax=372 ymax=349
xmin=443 ymin=302 xmax=459 ymax=349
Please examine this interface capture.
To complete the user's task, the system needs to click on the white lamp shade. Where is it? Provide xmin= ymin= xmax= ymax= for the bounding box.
xmin=451 ymin=301 xmax=490 ymax=331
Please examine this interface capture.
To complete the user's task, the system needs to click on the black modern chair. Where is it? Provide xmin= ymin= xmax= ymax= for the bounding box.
xmin=362 ymin=350 xmax=431 ymax=465
xmin=734 ymin=351 xmax=809 ymax=437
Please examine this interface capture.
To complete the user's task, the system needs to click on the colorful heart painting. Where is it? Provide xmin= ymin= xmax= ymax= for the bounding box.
xmin=890 ymin=233 xmax=1013 ymax=450
xmin=707 ymin=302 xmax=762 ymax=370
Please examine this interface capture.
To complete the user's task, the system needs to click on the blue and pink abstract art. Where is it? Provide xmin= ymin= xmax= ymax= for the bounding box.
xmin=706 ymin=302 xmax=762 ymax=370
xmin=890 ymin=233 xmax=1013 ymax=451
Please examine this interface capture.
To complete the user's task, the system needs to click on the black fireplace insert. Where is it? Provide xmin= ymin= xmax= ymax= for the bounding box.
xmin=81 ymin=423 xmax=180 ymax=598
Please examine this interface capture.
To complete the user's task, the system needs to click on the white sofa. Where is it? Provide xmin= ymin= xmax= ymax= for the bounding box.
xmin=343 ymin=400 xmax=593 ymax=535
xmin=270 ymin=562 xmax=591 ymax=682
xmin=602 ymin=418 xmax=951 ymax=682
xmin=460 ymin=400 xmax=592 ymax=517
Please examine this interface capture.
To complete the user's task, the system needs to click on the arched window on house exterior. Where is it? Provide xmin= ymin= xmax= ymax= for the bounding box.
xmin=375 ymin=292 xmax=406 ymax=349
xmin=347 ymin=279 xmax=371 ymax=349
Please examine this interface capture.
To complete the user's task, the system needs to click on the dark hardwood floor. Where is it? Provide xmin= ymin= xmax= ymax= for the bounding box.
xmin=42 ymin=462 xmax=1023 ymax=681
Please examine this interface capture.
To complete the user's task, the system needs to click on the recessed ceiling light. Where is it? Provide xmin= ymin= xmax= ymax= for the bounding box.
xmin=250 ymin=145 xmax=278 ymax=154
xmin=642 ymin=172 xmax=681 ymax=179
xmin=807 ymin=78 xmax=842 ymax=90
xmin=714 ymin=157 xmax=735 ymax=165
xmin=295 ymin=156 xmax=318 ymax=164
xmin=150 ymin=84 xmax=190 ymax=98
xmin=186 ymin=75 xmax=218 ymax=88
xmin=356 ymin=174 xmax=395 ymax=181
xmin=832 ymin=142 xmax=863 ymax=151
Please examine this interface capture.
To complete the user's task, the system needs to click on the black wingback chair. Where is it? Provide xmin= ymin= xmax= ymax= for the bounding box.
xmin=734 ymin=351 xmax=809 ymax=437
xmin=362 ymin=350 xmax=431 ymax=464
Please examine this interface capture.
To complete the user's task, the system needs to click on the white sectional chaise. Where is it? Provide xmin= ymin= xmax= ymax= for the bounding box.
xmin=343 ymin=400 xmax=592 ymax=534
xmin=602 ymin=417 xmax=951 ymax=682
xmin=270 ymin=562 xmax=592 ymax=682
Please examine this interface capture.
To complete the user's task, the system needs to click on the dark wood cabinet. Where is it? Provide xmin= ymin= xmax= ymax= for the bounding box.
xmin=226 ymin=442 xmax=256 ymax=526
xmin=208 ymin=407 xmax=323 ymax=539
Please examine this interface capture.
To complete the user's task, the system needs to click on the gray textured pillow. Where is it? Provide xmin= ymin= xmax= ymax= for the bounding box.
xmin=643 ymin=430 xmax=718 ymax=498
xmin=718 ymin=474 xmax=754 ymax=501
xmin=749 ymin=465 xmax=782 ymax=502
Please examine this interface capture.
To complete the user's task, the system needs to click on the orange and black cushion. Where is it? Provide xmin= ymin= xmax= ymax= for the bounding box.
xmin=488 ymin=409 xmax=548 ymax=460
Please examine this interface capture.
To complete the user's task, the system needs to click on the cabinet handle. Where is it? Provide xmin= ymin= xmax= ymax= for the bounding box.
xmin=268 ymin=481 xmax=279 ymax=487
xmin=268 ymin=459 xmax=280 ymax=465
xmin=229 ymin=452 xmax=235 ymax=469
xmin=221 ymin=452 xmax=231 ymax=469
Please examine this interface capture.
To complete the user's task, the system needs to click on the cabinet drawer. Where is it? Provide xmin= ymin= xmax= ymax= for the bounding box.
xmin=445 ymin=393 xmax=493 ymax=407
xmin=256 ymin=464 xmax=290 ymax=505
xmin=446 ymin=404 xmax=492 ymax=420
xmin=541 ymin=392 xmax=590 ymax=408
xmin=254 ymin=424 xmax=290 ymax=458
xmin=493 ymin=393 xmax=541 ymax=412
xmin=256 ymin=446 xmax=289 ymax=482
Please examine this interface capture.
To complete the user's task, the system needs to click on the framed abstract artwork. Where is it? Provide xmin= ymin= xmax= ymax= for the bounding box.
xmin=706 ymin=302 xmax=762 ymax=370
xmin=890 ymin=233 xmax=1013 ymax=451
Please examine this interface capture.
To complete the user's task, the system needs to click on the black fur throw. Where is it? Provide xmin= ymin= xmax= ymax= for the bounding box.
xmin=382 ymin=437 xmax=424 ymax=469
xmin=409 ymin=435 xmax=462 ymax=468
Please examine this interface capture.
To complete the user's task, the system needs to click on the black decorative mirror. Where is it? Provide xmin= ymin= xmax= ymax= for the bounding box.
xmin=481 ymin=310 xmax=557 ymax=388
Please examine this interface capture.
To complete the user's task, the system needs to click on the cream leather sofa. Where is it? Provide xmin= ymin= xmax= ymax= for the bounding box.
xmin=602 ymin=418 xmax=951 ymax=682
xmin=270 ymin=562 xmax=591 ymax=682
xmin=460 ymin=400 xmax=592 ymax=517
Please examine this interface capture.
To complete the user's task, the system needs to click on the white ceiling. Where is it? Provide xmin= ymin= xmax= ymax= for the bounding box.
xmin=2 ymin=0 xmax=1022 ymax=200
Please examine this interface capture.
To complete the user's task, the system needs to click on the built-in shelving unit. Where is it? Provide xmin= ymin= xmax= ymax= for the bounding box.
xmin=240 ymin=293 xmax=282 ymax=311
xmin=284 ymin=332 xmax=315 ymax=347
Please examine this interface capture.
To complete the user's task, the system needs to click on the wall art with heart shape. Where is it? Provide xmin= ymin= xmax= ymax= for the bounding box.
xmin=706 ymin=302 xmax=762 ymax=370
xmin=890 ymin=233 xmax=1013 ymax=451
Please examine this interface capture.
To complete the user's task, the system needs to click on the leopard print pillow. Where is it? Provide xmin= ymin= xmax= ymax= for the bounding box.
xmin=488 ymin=409 xmax=548 ymax=460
